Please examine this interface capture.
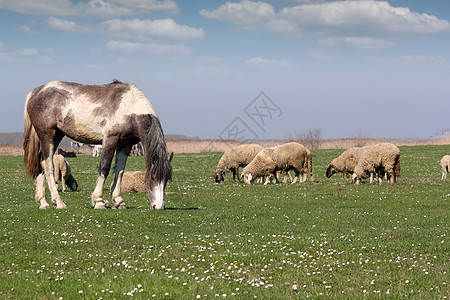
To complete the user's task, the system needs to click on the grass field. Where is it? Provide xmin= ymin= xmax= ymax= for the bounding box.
xmin=0 ymin=145 xmax=448 ymax=299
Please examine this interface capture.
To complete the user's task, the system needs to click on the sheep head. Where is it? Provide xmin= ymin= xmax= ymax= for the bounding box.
xmin=214 ymin=171 xmax=225 ymax=183
xmin=243 ymin=173 xmax=253 ymax=185
xmin=326 ymin=164 xmax=336 ymax=178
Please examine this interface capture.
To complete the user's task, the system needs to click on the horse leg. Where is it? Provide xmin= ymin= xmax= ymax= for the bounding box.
xmin=110 ymin=147 xmax=131 ymax=209
xmin=41 ymin=140 xmax=66 ymax=209
xmin=35 ymin=173 xmax=50 ymax=209
xmin=91 ymin=142 xmax=117 ymax=209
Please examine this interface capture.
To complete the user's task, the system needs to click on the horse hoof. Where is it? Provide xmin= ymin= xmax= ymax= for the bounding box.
xmin=39 ymin=204 xmax=51 ymax=209
xmin=56 ymin=204 xmax=67 ymax=209
xmin=94 ymin=202 xmax=106 ymax=209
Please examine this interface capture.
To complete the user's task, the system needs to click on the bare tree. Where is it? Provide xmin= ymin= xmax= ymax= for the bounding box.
xmin=291 ymin=128 xmax=322 ymax=150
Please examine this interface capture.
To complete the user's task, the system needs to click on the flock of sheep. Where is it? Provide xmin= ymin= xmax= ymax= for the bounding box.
xmin=215 ymin=142 xmax=449 ymax=185
xmin=49 ymin=143 xmax=450 ymax=198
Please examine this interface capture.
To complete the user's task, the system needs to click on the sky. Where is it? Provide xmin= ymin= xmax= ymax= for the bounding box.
xmin=1 ymin=0 xmax=449 ymax=141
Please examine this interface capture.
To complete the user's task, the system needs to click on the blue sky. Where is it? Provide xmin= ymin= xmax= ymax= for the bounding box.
xmin=1 ymin=0 xmax=449 ymax=140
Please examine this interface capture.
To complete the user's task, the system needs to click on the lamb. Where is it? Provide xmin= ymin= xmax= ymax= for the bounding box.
xmin=441 ymin=155 xmax=450 ymax=180
xmin=326 ymin=147 xmax=364 ymax=179
xmin=214 ymin=144 xmax=263 ymax=183
xmin=53 ymin=154 xmax=78 ymax=192
xmin=351 ymin=143 xmax=400 ymax=184
xmin=242 ymin=142 xmax=313 ymax=184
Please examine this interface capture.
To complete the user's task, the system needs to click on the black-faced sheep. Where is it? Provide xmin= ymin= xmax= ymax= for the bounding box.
xmin=441 ymin=155 xmax=450 ymax=180
xmin=53 ymin=154 xmax=78 ymax=192
xmin=326 ymin=147 xmax=364 ymax=179
xmin=352 ymin=143 xmax=400 ymax=184
xmin=214 ymin=144 xmax=263 ymax=183
xmin=242 ymin=142 xmax=313 ymax=184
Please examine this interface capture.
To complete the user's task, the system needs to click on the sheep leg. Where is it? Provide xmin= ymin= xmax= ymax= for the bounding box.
xmin=110 ymin=147 xmax=131 ymax=209
xmin=35 ymin=173 xmax=50 ymax=209
xmin=61 ymin=170 xmax=67 ymax=192
xmin=292 ymin=170 xmax=299 ymax=184
xmin=235 ymin=168 xmax=241 ymax=183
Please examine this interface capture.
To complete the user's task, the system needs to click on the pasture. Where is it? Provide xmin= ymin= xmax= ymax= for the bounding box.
xmin=0 ymin=145 xmax=448 ymax=299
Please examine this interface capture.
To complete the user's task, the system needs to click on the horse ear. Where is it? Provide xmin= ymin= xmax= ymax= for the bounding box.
xmin=168 ymin=152 xmax=174 ymax=162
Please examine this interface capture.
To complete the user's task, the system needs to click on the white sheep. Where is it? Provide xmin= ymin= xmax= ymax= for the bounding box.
xmin=242 ymin=142 xmax=313 ymax=185
xmin=214 ymin=144 xmax=263 ymax=183
xmin=115 ymin=171 xmax=147 ymax=193
xmin=351 ymin=143 xmax=400 ymax=184
xmin=440 ymin=155 xmax=450 ymax=180
xmin=53 ymin=154 xmax=78 ymax=192
xmin=113 ymin=152 xmax=173 ymax=193
xmin=326 ymin=147 xmax=364 ymax=179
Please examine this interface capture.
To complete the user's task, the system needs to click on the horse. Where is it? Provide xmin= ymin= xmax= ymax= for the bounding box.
xmin=23 ymin=79 xmax=172 ymax=210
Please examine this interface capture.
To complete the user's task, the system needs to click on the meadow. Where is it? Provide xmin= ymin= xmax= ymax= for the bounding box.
xmin=0 ymin=145 xmax=448 ymax=299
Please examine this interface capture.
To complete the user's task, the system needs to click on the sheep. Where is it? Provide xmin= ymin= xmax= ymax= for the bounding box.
xmin=242 ymin=142 xmax=313 ymax=185
xmin=326 ymin=147 xmax=364 ymax=179
xmin=53 ymin=154 xmax=78 ymax=192
xmin=351 ymin=143 xmax=400 ymax=184
xmin=441 ymin=155 xmax=450 ymax=180
xmin=114 ymin=152 xmax=173 ymax=193
xmin=117 ymin=171 xmax=147 ymax=193
xmin=214 ymin=144 xmax=263 ymax=183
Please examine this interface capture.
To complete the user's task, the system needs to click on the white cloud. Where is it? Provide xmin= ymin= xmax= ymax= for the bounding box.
xmin=317 ymin=37 xmax=395 ymax=50
xmin=15 ymin=25 xmax=39 ymax=34
xmin=0 ymin=0 xmax=179 ymax=18
xmin=109 ymin=0 xmax=180 ymax=15
xmin=199 ymin=0 xmax=275 ymax=29
xmin=99 ymin=18 xmax=206 ymax=41
xmin=46 ymin=16 xmax=89 ymax=33
xmin=0 ymin=47 xmax=52 ymax=63
xmin=401 ymin=55 xmax=448 ymax=65
xmin=201 ymin=0 xmax=450 ymax=37
xmin=105 ymin=40 xmax=191 ymax=56
xmin=245 ymin=57 xmax=292 ymax=69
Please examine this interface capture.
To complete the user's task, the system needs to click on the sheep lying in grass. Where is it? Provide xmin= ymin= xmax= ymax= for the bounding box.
xmin=112 ymin=152 xmax=173 ymax=193
xmin=242 ymin=142 xmax=313 ymax=185
xmin=326 ymin=147 xmax=364 ymax=179
xmin=352 ymin=143 xmax=400 ymax=184
xmin=214 ymin=144 xmax=263 ymax=183
xmin=441 ymin=155 xmax=450 ymax=180
xmin=53 ymin=154 xmax=78 ymax=192
xmin=116 ymin=171 xmax=147 ymax=193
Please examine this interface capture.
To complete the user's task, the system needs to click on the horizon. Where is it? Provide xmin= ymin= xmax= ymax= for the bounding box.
xmin=1 ymin=0 xmax=449 ymax=141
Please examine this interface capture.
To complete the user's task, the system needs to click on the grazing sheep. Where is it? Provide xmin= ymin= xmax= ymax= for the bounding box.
xmin=326 ymin=147 xmax=364 ymax=179
xmin=214 ymin=144 xmax=263 ymax=183
xmin=351 ymin=143 xmax=400 ymax=184
xmin=242 ymin=142 xmax=313 ymax=184
xmin=441 ymin=155 xmax=450 ymax=180
xmin=53 ymin=154 xmax=78 ymax=192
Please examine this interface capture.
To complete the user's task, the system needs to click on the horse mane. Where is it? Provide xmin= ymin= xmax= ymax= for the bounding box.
xmin=111 ymin=79 xmax=123 ymax=84
xmin=140 ymin=114 xmax=172 ymax=186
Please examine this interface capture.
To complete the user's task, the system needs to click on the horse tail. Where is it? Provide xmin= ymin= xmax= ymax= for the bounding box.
xmin=23 ymin=92 xmax=41 ymax=179
xmin=140 ymin=114 xmax=172 ymax=188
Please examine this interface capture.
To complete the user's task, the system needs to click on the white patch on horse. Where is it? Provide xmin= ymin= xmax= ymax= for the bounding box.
xmin=151 ymin=182 xmax=165 ymax=210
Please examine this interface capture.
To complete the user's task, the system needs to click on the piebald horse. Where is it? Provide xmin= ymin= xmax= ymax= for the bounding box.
xmin=23 ymin=80 xmax=172 ymax=209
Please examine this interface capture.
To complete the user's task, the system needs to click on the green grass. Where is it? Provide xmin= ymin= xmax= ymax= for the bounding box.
xmin=0 ymin=145 xmax=448 ymax=299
